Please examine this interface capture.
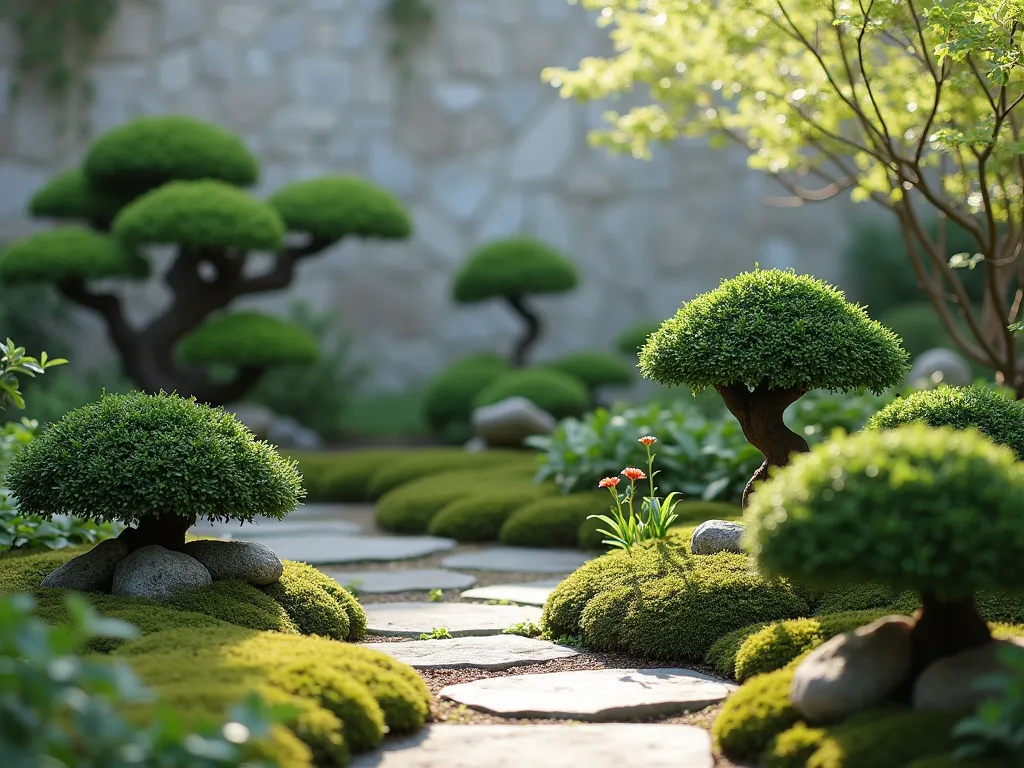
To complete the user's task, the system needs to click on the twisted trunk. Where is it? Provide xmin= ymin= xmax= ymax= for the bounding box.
xmin=506 ymin=295 xmax=541 ymax=368
xmin=117 ymin=514 xmax=196 ymax=553
xmin=910 ymin=591 xmax=992 ymax=676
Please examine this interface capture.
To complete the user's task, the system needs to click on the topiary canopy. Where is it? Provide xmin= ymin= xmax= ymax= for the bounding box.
xmin=452 ymin=237 xmax=578 ymax=303
xmin=178 ymin=311 xmax=320 ymax=368
xmin=616 ymin=320 xmax=662 ymax=356
xmin=29 ymin=169 xmax=131 ymax=226
xmin=268 ymin=176 xmax=412 ymax=243
xmin=474 ymin=367 xmax=590 ymax=420
xmin=0 ymin=228 xmax=149 ymax=283
xmin=865 ymin=385 xmax=1024 ymax=459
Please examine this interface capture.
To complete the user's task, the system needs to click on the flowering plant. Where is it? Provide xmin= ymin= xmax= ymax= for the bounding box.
xmin=587 ymin=436 xmax=681 ymax=553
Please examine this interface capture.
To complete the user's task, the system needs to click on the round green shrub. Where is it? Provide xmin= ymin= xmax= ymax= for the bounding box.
xmin=29 ymin=169 xmax=132 ymax=225
xmin=263 ymin=560 xmax=367 ymax=641
xmin=474 ymin=368 xmax=590 ymax=420
xmin=639 ymin=268 xmax=909 ymax=394
xmin=865 ymin=385 xmax=1024 ymax=459
xmin=113 ymin=180 xmax=285 ymax=252
xmin=712 ymin=665 xmax=801 ymax=760
xmin=616 ymin=320 xmax=662 ymax=356
xmin=7 ymin=391 xmax=305 ymax=528
xmin=542 ymin=351 xmax=634 ymax=393
xmin=453 ymin=236 xmax=578 ymax=303
xmin=0 ymin=228 xmax=149 ymax=283
xmin=745 ymin=424 xmax=1024 ymax=594
xmin=421 ymin=354 xmax=510 ymax=439
xmin=83 ymin=115 xmax=259 ymax=194
xmin=169 ymin=579 xmax=300 ymax=633
xmin=287 ymin=449 xmax=410 ymax=502
xmin=764 ymin=722 xmax=828 ymax=768
xmin=428 ymin=486 xmax=557 ymax=542
xmin=365 ymin=449 xmax=533 ymax=500
xmin=705 ymin=621 xmax=772 ymax=679
xmin=177 ymin=311 xmax=320 ymax=368
xmin=267 ymin=176 xmax=412 ymax=242
xmin=877 ymin=301 xmax=962 ymax=359
xmin=500 ymin=493 xmax=609 ymax=548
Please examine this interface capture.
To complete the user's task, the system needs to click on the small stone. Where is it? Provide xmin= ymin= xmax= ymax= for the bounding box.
xmin=690 ymin=520 xmax=745 ymax=555
xmin=471 ymin=397 xmax=557 ymax=448
xmin=41 ymin=538 xmax=129 ymax=592
xmin=791 ymin=615 xmax=914 ymax=724
xmin=441 ymin=668 xmax=735 ymax=721
xmin=112 ymin=545 xmax=212 ymax=602
xmin=267 ymin=416 xmax=323 ymax=450
xmin=182 ymin=540 xmax=283 ymax=586
xmin=442 ymin=547 xmax=590 ymax=574
xmin=914 ymin=639 xmax=1024 ymax=711
xmin=908 ymin=348 xmax=973 ymax=389
xmin=365 ymin=602 xmax=542 ymax=638
xmin=364 ymin=635 xmax=579 ymax=670
xmin=320 ymin=568 xmax=477 ymax=594
xmin=264 ymin=534 xmax=456 ymax=565
xmin=461 ymin=581 xmax=561 ymax=606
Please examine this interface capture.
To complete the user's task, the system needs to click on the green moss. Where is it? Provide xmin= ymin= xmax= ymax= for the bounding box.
xmin=29 ymin=169 xmax=132 ymax=226
xmin=0 ymin=547 xmax=88 ymax=593
xmin=474 ymin=368 xmax=590 ymax=420
xmin=366 ymin=449 xmax=533 ymax=500
xmin=83 ymin=115 xmax=259 ymax=194
xmin=616 ymin=320 xmax=662 ymax=356
xmin=113 ymin=180 xmax=285 ymax=252
xmin=0 ymin=228 xmax=149 ymax=284
xmin=712 ymin=666 xmax=800 ymax=760
xmin=453 ymin=236 xmax=578 ymax=302
xmin=287 ymin=450 xmax=409 ymax=503
xmin=764 ymin=722 xmax=828 ymax=768
xmin=499 ymin=493 xmax=609 ymax=548
xmin=177 ymin=311 xmax=320 ymax=368
xmin=866 ymin=385 xmax=1024 ymax=459
xmin=705 ymin=621 xmax=771 ymax=679
xmin=422 ymin=354 xmax=510 ymax=439
xmin=811 ymin=582 xmax=918 ymax=615
xmin=428 ymin=486 xmax=557 ymax=542
xmin=169 ymin=579 xmax=300 ymax=633
xmin=263 ymin=560 xmax=366 ymax=641
xmin=268 ymin=176 xmax=412 ymax=243
xmin=639 ymin=268 xmax=909 ymax=394
xmin=542 ymin=351 xmax=634 ymax=393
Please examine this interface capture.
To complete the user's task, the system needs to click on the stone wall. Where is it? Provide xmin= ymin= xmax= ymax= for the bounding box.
xmin=0 ymin=0 xmax=862 ymax=391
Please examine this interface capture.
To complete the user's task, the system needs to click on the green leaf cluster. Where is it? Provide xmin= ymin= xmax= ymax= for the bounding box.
xmin=474 ymin=367 xmax=591 ymax=419
xmin=268 ymin=176 xmax=412 ymax=241
xmin=541 ymin=351 xmax=634 ymax=393
xmin=453 ymin=237 xmax=578 ymax=302
xmin=178 ymin=311 xmax=320 ymax=368
xmin=0 ymin=229 xmax=149 ymax=285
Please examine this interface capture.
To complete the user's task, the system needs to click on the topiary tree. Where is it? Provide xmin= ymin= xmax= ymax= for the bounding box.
xmin=745 ymin=424 xmax=1024 ymax=673
xmin=6 ymin=391 xmax=304 ymax=552
xmin=0 ymin=116 xmax=411 ymax=406
xmin=866 ymin=385 xmax=1024 ymax=459
xmin=639 ymin=268 xmax=909 ymax=506
xmin=474 ymin=367 xmax=591 ymax=420
xmin=452 ymin=237 xmax=578 ymax=367
xmin=421 ymin=354 xmax=510 ymax=443
xmin=542 ymin=351 xmax=634 ymax=400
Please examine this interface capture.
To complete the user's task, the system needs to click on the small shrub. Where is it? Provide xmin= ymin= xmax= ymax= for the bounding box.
xmin=428 ymin=486 xmax=557 ymax=542
xmin=712 ymin=666 xmax=801 ymax=760
xmin=500 ymin=493 xmax=609 ymax=548
xmin=504 ymin=620 xmax=543 ymax=638
xmin=263 ymin=560 xmax=366 ymax=641
xmin=421 ymin=354 xmax=509 ymax=441
xmin=542 ymin=351 xmax=634 ymax=396
xmin=474 ymin=368 xmax=591 ymax=420
xmin=419 ymin=627 xmax=453 ymax=640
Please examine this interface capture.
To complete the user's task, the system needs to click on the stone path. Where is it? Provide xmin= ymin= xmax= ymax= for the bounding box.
xmin=322 ymin=568 xmax=477 ymax=594
xmin=364 ymin=635 xmax=580 ymax=670
xmin=364 ymin=602 xmax=543 ymax=637
xmin=441 ymin=547 xmax=591 ymax=573
xmin=460 ymin=580 xmax=561 ymax=606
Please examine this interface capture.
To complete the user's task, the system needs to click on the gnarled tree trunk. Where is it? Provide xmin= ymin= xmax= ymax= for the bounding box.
xmin=506 ymin=295 xmax=542 ymax=368
xmin=910 ymin=591 xmax=992 ymax=676
xmin=117 ymin=514 xmax=197 ymax=553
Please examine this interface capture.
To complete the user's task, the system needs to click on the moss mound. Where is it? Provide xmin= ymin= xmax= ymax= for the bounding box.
xmin=263 ymin=559 xmax=366 ymax=641
xmin=288 ymin=449 xmax=409 ymax=502
xmin=0 ymin=546 xmax=91 ymax=593
xmin=366 ymin=449 xmax=535 ymax=500
xmin=500 ymin=493 xmax=609 ymax=548
xmin=428 ymin=486 xmax=557 ymax=542
xmin=169 ymin=579 xmax=300 ymax=633
xmin=713 ymin=665 xmax=801 ymax=760
xmin=474 ymin=368 xmax=591 ymax=420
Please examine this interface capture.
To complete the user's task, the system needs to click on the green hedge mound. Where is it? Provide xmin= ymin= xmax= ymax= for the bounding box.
xmin=712 ymin=665 xmax=801 ymax=760
xmin=500 ymin=493 xmax=609 ymax=548
xmin=366 ymin=449 xmax=534 ymax=500
xmin=288 ymin=449 xmax=409 ymax=502
xmin=263 ymin=559 xmax=367 ymax=641
xmin=422 ymin=354 xmax=510 ymax=441
xmin=474 ymin=368 xmax=591 ymax=420
xmin=427 ymin=486 xmax=557 ymax=542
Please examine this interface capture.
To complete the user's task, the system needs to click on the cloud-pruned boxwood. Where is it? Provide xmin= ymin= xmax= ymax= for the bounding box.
xmin=865 ymin=385 xmax=1024 ymax=459
xmin=268 ymin=176 xmax=412 ymax=242
xmin=0 ymin=228 xmax=149 ymax=283
xmin=475 ymin=368 xmax=591 ymax=420
xmin=745 ymin=424 xmax=1024 ymax=672
xmin=421 ymin=354 xmax=510 ymax=443
xmin=28 ymin=168 xmax=132 ymax=227
xmin=366 ymin=449 xmax=533 ymax=500
xmin=500 ymin=493 xmax=610 ymax=548
xmin=640 ymin=268 xmax=908 ymax=505
xmin=178 ymin=310 xmax=320 ymax=368
xmin=542 ymin=351 xmax=634 ymax=397
xmin=427 ymin=486 xmax=558 ymax=542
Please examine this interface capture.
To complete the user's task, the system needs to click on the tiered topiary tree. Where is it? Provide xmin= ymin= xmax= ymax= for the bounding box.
xmin=0 ymin=116 xmax=411 ymax=405
xmin=452 ymin=236 xmax=578 ymax=367
xmin=745 ymin=424 xmax=1024 ymax=673
xmin=6 ymin=391 xmax=304 ymax=552
xmin=639 ymin=268 xmax=909 ymax=506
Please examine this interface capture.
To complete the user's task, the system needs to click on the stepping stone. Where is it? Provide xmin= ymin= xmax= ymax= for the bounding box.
xmin=364 ymin=602 xmax=542 ymax=638
xmin=440 ymin=668 xmax=735 ymax=721
xmin=190 ymin=519 xmax=362 ymax=539
xmin=262 ymin=534 xmax=456 ymax=565
xmin=460 ymin=580 xmax=561 ymax=606
xmin=441 ymin=547 xmax=590 ymax=574
xmin=362 ymin=635 xmax=579 ymax=670
xmin=321 ymin=568 xmax=477 ymax=594
xmin=349 ymin=724 xmax=714 ymax=768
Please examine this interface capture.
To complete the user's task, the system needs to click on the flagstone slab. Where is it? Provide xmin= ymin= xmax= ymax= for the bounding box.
xmin=349 ymin=724 xmax=714 ymax=768
xmin=364 ymin=602 xmax=542 ymax=638
xmin=190 ymin=519 xmax=362 ymax=539
xmin=361 ymin=634 xmax=579 ymax=670
xmin=322 ymin=568 xmax=477 ymax=594
xmin=440 ymin=668 xmax=735 ymax=721
xmin=257 ymin=534 xmax=456 ymax=565
xmin=440 ymin=547 xmax=590 ymax=574
xmin=460 ymin=580 xmax=561 ymax=606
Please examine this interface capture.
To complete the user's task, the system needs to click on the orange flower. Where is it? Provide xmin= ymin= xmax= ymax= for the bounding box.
xmin=621 ymin=467 xmax=647 ymax=482
xmin=598 ymin=477 xmax=621 ymax=489
xmin=638 ymin=436 xmax=657 ymax=446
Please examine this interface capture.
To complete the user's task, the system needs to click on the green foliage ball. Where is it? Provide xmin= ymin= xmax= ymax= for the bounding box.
xmin=427 ymin=487 xmax=556 ymax=542
xmin=0 ymin=228 xmax=149 ymax=284
xmin=474 ymin=368 xmax=591 ymax=420
xmin=421 ymin=354 xmax=510 ymax=438
xmin=29 ymin=169 xmax=131 ymax=226
xmin=7 ymin=391 xmax=305 ymax=528
xmin=453 ymin=237 xmax=578 ymax=302
xmin=865 ymin=385 xmax=1024 ymax=459
xmin=542 ymin=351 xmax=634 ymax=393
xmin=499 ymin=493 xmax=609 ymax=548
xmin=83 ymin=116 xmax=259 ymax=195
xmin=616 ymin=320 xmax=662 ymax=356
xmin=745 ymin=424 xmax=1024 ymax=594
xmin=177 ymin=311 xmax=320 ymax=368
xmin=268 ymin=176 xmax=412 ymax=242
xmin=712 ymin=665 xmax=801 ymax=760
xmin=639 ymin=268 xmax=909 ymax=394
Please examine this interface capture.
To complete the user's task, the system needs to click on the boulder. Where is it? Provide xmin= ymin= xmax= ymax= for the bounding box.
xmin=267 ymin=415 xmax=323 ymax=450
xmin=226 ymin=403 xmax=275 ymax=439
xmin=183 ymin=539 xmax=284 ymax=586
xmin=40 ymin=538 xmax=129 ymax=592
xmin=914 ymin=639 xmax=1024 ymax=711
xmin=472 ymin=397 xmax=557 ymax=448
xmin=690 ymin=520 xmax=745 ymax=555
xmin=908 ymin=348 xmax=973 ymax=389
xmin=791 ymin=615 xmax=914 ymax=723
xmin=112 ymin=545 xmax=212 ymax=601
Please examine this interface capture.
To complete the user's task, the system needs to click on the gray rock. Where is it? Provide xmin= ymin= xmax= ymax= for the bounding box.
xmin=182 ymin=539 xmax=283 ymax=586
xmin=365 ymin=602 xmax=542 ymax=638
xmin=908 ymin=348 xmax=973 ymax=389
xmin=440 ymin=668 xmax=735 ymax=721
xmin=690 ymin=520 xmax=745 ymax=555
xmin=112 ymin=545 xmax=212 ymax=601
xmin=441 ymin=547 xmax=590 ymax=574
xmin=914 ymin=639 xmax=1024 ymax=711
xmin=791 ymin=615 xmax=914 ymax=723
xmin=471 ymin=397 xmax=557 ymax=448
xmin=41 ymin=538 xmax=129 ymax=592
xmin=266 ymin=416 xmax=323 ymax=450
xmin=321 ymin=568 xmax=477 ymax=594
xmin=363 ymin=635 xmax=579 ymax=671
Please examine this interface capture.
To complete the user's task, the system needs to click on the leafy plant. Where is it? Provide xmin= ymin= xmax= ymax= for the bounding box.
xmin=953 ymin=643 xmax=1024 ymax=762
xmin=0 ymin=339 xmax=68 ymax=411
xmin=504 ymin=620 xmax=543 ymax=639
xmin=0 ymin=592 xmax=291 ymax=768
xmin=428 ymin=589 xmax=444 ymax=603
xmin=418 ymin=627 xmax=453 ymax=640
